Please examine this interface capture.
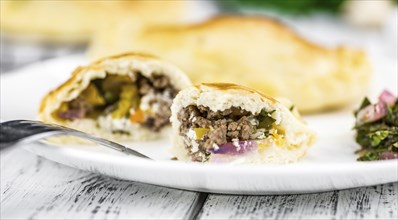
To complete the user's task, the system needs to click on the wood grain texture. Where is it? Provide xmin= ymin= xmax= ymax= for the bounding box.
xmin=1 ymin=148 xmax=200 ymax=220
xmin=198 ymin=183 xmax=398 ymax=220
xmin=1 ymin=148 xmax=397 ymax=220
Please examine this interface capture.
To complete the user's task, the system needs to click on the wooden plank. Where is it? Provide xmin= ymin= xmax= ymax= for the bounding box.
xmin=0 ymin=148 xmax=200 ymax=220
xmin=198 ymin=183 xmax=398 ymax=220
xmin=2 ymin=147 xmax=397 ymax=220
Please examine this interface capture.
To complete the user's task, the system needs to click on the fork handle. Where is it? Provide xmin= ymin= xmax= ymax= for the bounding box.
xmin=0 ymin=120 xmax=151 ymax=159
xmin=0 ymin=121 xmax=59 ymax=151
xmin=0 ymin=122 xmax=28 ymax=150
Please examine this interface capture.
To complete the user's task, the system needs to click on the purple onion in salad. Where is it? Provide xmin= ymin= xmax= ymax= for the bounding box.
xmin=379 ymin=90 xmax=397 ymax=106
xmin=379 ymin=152 xmax=398 ymax=160
xmin=356 ymin=102 xmax=387 ymax=125
xmin=356 ymin=90 xmax=397 ymax=125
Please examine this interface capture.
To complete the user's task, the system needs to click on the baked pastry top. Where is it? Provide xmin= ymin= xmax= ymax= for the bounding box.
xmin=89 ymin=15 xmax=372 ymax=113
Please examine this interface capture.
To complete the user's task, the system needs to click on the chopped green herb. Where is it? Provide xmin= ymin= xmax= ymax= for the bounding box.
xmin=257 ymin=109 xmax=276 ymax=130
xmin=112 ymin=130 xmax=131 ymax=135
xmin=368 ymin=130 xmax=390 ymax=147
xmin=354 ymin=97 xmax=371 ymax=117
xmin=358 ymin=151 xmax=379 ymax=161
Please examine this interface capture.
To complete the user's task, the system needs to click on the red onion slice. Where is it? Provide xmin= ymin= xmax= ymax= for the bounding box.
xmin=58 ymin=109 xmax=86 ymax=120
xmin=356 ymin=102 xmax=387 ymax=124
xmin=209 ymin=140 xmax=257 ymax=155
xmin=379 ymin=152 xmax=398 ymax=160
xmin=378 ymin=90 xmax=397 ymax=106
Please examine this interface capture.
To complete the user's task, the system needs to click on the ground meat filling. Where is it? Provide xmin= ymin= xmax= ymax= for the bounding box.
xmin=137 ymin=74 xmax=176 ymax=131
xmin=178 ymin=105 xmax=275 ymax=162
xmin=56 ymin=72 xmax=177 ymax=132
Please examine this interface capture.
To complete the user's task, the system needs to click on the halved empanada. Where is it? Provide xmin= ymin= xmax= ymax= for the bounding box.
xmin=39 ymin=53 xmax=191 ymax=141
xmin=171 ymin=83 xmax=315 ymax=163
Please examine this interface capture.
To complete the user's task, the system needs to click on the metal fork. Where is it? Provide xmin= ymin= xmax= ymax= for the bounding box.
xmin=0 ymin=120 xmax=151 ymax=159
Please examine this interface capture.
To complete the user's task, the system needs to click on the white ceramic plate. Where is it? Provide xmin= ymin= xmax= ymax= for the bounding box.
xmin=1 ymin=55 xmax=397 ymax=195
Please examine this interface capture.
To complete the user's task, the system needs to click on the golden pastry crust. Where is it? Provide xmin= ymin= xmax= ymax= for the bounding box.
xmin=0 ymin=0 xmax=193 ymax=42
xmin=89 ymin=15 xmax=372 ymax=113
xmin=198 ymin=83 xmax=278 ymax=104
xmin=38 ymin=52 xmax=192 ymax=142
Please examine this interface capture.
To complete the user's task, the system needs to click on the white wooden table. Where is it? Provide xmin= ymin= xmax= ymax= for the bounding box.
xmin=1 ymin=148 xmax=397 ymax=220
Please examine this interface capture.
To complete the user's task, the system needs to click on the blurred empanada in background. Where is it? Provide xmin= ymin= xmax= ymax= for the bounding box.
xmin=0 ymin=0 xmax=197 ymax=43
xmin=89 ymin=16 xmax=372 ymax=113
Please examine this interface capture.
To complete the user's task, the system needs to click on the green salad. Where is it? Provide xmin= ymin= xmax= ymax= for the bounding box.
xmin=354 ymin=90 xmax=398 ymax=161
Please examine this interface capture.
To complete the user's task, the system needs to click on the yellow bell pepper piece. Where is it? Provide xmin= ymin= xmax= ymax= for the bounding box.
xmin=111 ymin=84 xmax=138 ymax=119
xmin=81 ymin=84 xmax=105 ymax=106
xmin=194 ymin=128 xmax=210 ymax=140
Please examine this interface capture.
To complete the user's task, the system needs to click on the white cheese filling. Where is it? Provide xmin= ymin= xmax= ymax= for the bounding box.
xmin=97 ymin=115 xmax=139 ymax=133
xmin=140 ymin=90 xmax=173 ymax=113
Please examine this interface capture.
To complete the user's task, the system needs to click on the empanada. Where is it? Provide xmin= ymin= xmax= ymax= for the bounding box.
xmin=1 ymin=0 xmax=193 ymax=42
xmin=89 ymin=15 xmax=371 ymax=113
xmin=171 ymin=83 xmax=315 ymax=163
xmin=39 ymin=53 xmax=191 ymax=141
